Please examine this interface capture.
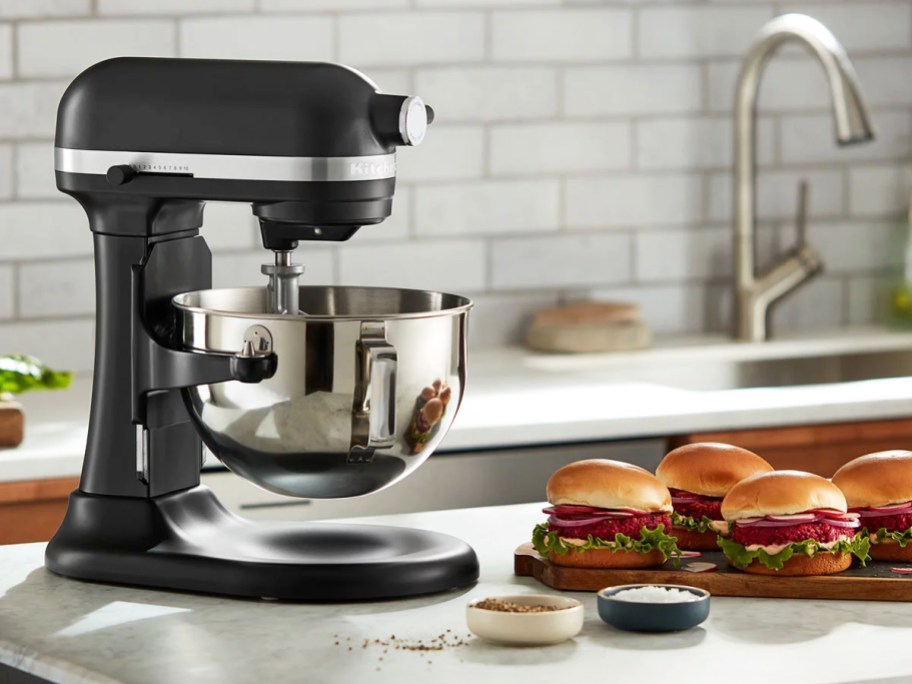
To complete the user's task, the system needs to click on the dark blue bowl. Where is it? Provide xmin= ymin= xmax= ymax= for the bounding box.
xmin=597 ymin=584 xmax=710 ymax=632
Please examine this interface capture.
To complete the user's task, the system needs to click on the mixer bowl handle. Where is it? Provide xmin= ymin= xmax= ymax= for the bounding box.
xmin=349 ymin=321 xmax=397 ymax=461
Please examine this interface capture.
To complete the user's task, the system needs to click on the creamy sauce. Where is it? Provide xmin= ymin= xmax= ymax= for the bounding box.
xmin=709 ymin=520 xmax=730 ymax=534
xmin=744 ymin=537 xmax=849 ymax=555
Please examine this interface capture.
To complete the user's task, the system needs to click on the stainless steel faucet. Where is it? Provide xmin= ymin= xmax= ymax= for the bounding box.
xmin=734 ymin=13 xmax=874 ymax=341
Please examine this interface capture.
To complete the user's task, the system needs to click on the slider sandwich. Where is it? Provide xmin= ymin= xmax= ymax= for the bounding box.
xmin=656 ymin=442 xmax=774 ymax=550
xmin=719 ymin=470 xmax=869 ymax=575
xmin=532 ymin=459 xmax=679 ymax=568
xmin=832 ymin=450 xmax=912 ymax=562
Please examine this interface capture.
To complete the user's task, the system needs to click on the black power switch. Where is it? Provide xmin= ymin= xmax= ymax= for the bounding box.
xmin=106 ymin=164 xmax=137 ymax=186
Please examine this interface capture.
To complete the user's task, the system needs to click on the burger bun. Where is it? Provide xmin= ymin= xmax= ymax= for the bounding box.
xmin=734 ymin=551 xmax=851 ymax=576
xmin=547 ymin=547 xmax=665 ymax=569
xmin=547 ymin=459 xmax=672 ymax=513
xmin=657 ymin=442 xmax=773 ymax=497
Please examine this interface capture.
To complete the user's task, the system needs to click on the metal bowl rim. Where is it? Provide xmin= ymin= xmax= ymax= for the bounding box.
xmin=172 ymin=285 xmax=474 ymax=321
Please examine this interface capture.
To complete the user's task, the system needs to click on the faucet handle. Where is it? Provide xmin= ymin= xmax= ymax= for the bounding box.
xmin=796 ymin=179 xmax=809 ymax=248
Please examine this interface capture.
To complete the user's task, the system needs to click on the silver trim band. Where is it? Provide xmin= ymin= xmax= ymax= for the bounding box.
xmin=54 ymin=147 xmax=397 ymax=182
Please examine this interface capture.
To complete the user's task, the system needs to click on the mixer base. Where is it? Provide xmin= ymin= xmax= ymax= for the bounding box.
xmin=46 ymin=485 xmax=480 ymax=601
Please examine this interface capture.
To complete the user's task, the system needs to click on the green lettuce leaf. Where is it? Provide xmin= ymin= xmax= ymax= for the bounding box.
xmin=532 ymin=522 xmax=681 ymax=561
xmin=0 ymin=354 xmax=72 ymax=395
xmin=869 ymin=526 xmax=912 ymax=547
xmin=718 ymin=535 xmax=870 ymax=571
xmin=671 ymin=511 xmax=727 ymax=535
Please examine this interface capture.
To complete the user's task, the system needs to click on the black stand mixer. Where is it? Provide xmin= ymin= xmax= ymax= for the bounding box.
xmin=45 ymin=57 xmax=480 ymax=600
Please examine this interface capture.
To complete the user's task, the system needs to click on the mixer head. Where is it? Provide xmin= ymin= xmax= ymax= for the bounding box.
xmin=54 ymin=57 xmax=432 ymax=243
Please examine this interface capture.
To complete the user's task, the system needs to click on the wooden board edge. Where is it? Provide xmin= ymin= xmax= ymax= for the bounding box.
xmin=514 ymin=543 xmax=912 ymax=601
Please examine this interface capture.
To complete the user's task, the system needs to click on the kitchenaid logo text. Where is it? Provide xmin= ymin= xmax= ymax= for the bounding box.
xmin=349 ymin=159 xmax=396 ymax=177
xmin=130 ymin=162 xmax=191 ymax=173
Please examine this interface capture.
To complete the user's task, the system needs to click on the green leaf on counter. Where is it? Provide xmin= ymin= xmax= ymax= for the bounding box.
xmin=718 ymin=534 xmax=870 ymax=571
xmin=532 ymin=522 xmax=681 ymax=561
xmin=671 ymin=511 xmax=728 ymax=535
xmin=0 ymin=354 xmax=73 ymax=395
xmin=869 ymin=526 xmax=912 ymax=547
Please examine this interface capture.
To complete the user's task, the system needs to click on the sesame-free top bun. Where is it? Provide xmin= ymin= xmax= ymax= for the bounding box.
xmin=832 ymin=450 xmax=912 ymax=508
xmin=721 ymin=470 xmax=847 ymax=521
xmin=656 ymin=442 xmax=774 ymax=497
xmin=546 ymin=459 xmax=672 ymax=513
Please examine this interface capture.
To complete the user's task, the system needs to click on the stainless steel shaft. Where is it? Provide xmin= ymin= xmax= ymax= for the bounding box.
xmin=261 ymin=250 xmax=306 ymax=314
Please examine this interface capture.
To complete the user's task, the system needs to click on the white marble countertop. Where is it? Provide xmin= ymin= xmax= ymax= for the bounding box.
xmin=5 ymin=327 xmax=912 ymax=483
xmin=2 ymin=502 xmax=912 ymax=684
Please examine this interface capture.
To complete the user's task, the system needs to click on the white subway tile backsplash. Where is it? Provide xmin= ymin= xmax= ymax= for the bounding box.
xmin=200 ymin=201 xmax=258 ymax=252
xmin=213 ymin=247 xmax=335 ymax=289
xmin=0 ymin=203 xmax=90 ymax=260
xmin=339 ymin=12 xmax=485 ymax=66
xmin=779 ymin=111 xmax=911 ymax=165
xmin=100 ymin=0 xmax=254 ymax=14
xmin=708 ymin=169 xmax=846 ymax=223
xmin=848 ymin=164 xmax=912 ymax=218
xmin=804 ymin=220 xmax=903 ymax=273
xmin=638 ymin=6 xmax=771 ymax=59
xmin=707 ymin=59 xmax=832 ymax=114
xmin=490 ymin=233 xmax=631 ymax=290
xmin=564 ymin=64 xmax=702 ymax=117
xmin=490 ymin=121 xmax=630 ymax=176
xmin=339 ymin=239 xmax=486 ymax=293
xmin=396 ymin=126 xmax=484 ymax=182
xmin=565 ymin=174 xmax=702 ymax=229
xmin=589 ymin=283 xmax=710 ymax=335
xmin=0 ymin=265 xmax=12 ymax=319
xmin=17 ymin=20 xmax=175 ymax=79
xmin=0 ymin=81 xmax=67 ymax=138
xmin=18 ymin=257 xmax=94 ymax=318
xmin=466 ymin=291 xmax=561 ymax=350
xmin=0 ymin=24 xmax=11 ymax=80
xmin=264 ymin=0 xmax=407 ymax=10
xmin=0 ymin=144 xmax=12 ymax=199
xmin=414 ymin=179 xmax=559 ymax=237
xmin=0 ymin=3 xmax=909 ymax=346
xmin=635 ymin=228 xmax=733 ymax=283
xmin=0 ymin=318 xmax=95 ymax=371
xmin=847 ymin=273 xmax=893 ymax=326
xmin=15 ymin=141 xmax=55 ymax=199
xmin=853 ymin=57 xmax=912 ymax=109
xmin=369 ymin=69 xmax=412 ymax=98
xmin=636 ymin=117 xmax=774 ymax=171
xmin=0 ymin=0 xmax=89 ymax=19
xmin=769 ymin=276 xmax=845 ymax=333
xmin=777 ymin=2 xmax=912 ymax=53
xmin=491 ymin=9 xmax=631 ymax=62
xmin=415 ymin=67 xmax=557 ymax=122
xmin=180 ymin=16 xmax=332 ymax=61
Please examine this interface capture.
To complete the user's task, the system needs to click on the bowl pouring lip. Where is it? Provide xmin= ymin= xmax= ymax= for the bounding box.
xmin=597 ymin=584 xmax=710 ymax=602
xmin=467 ymin=594 xmax=584 ymax=615
xmin=172 ymin=286 xmax=474 ymax=322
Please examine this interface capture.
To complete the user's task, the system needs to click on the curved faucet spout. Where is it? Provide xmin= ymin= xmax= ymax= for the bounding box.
xmin=734 ymin=13 xmax=875 ymax=342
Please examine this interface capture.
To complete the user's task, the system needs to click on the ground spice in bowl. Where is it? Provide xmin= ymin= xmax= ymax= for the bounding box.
xmin=472 ymin=598 xmax=570 ymax=613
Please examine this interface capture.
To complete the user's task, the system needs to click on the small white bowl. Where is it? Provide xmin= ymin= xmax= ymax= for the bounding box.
xmin=466 ymin=594 xmax=584 ymax=646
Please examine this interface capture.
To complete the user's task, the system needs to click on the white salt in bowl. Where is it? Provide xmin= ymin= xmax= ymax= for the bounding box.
xmin=597 ymin=584 xmax=710 ymax=632
xmin=466 ymin=594 xmax=584 ymax=646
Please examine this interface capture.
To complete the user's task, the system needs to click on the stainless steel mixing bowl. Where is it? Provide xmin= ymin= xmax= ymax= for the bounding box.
xmin=172 ymin=286 xmax=471 ymax=499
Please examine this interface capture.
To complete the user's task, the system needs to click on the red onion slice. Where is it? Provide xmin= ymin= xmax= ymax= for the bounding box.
xmin=548 ymin=515 xmax=608 ymax=527
xmin=683 ymin=562 xmax=718 ymax=573
xmin=821 ymin=518 xmax=860 ymax=528
xmin=891 ymin=567 xmax=912 ymax=575
xmin=678 ymin=551 xmax=702 ymax=558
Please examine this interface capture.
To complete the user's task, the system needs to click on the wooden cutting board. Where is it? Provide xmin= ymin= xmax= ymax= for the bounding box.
xmin=0 ymin=400 xmax=23 ymax=447
xmin=515 ymin=543 xmax=912 ymax=602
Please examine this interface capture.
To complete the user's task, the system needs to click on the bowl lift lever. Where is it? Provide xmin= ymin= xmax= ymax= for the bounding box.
xmin=45 ymin=58 xmax=478 ymax=600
